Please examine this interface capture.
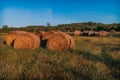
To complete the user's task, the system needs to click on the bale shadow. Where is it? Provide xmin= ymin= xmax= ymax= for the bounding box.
xmin=101 ymin=51 xmax=120 ymax=79
xmin=3 ymin=41 xmax=6 ymax=45
xmin=40 ymin=40 xmax=47 ymax=48
xmin=81 ymin=52 xmax=103 ymax=62
xmin=81 ymin=50 xmax=120 ymax=79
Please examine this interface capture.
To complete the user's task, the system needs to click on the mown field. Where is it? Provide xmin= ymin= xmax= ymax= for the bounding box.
xmin=0 ymin=33 xmax=120 ymax=80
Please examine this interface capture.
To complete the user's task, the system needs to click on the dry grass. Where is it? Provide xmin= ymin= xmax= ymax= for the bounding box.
xmin=0 ymin=33 xmax=120 ymax=80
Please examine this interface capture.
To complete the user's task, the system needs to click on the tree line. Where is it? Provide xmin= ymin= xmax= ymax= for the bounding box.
xmin=0 ymin=22 xmax=120 ymax=33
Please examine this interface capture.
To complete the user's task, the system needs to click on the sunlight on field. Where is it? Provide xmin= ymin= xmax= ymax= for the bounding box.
xmin=0 ymin=34 xmax=120 ymax=80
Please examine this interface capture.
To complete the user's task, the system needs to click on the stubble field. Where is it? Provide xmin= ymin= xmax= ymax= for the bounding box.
xmin=0 ymin=33 xmax=120 ymax=80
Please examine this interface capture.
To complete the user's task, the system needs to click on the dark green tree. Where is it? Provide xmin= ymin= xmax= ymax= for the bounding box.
xmin=96 ymin=26 xmax=104 ymax=31
xmin=47 ymin=22 xmax=51 ymax=27
xmin=2 ymin=25 xmax=8 ymax=29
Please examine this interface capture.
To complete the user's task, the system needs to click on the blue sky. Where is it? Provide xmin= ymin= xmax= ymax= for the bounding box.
xmin=0 ymin=0 xmax=120 ymax=27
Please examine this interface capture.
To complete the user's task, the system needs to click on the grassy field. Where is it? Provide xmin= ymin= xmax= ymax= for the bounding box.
xmin=0 ymin=33 xmax=120 ymax=80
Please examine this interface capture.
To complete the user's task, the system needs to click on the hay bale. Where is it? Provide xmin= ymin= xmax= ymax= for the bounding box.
xmin=31 ymin=33 xmax=41 ymax=50
xmin=66 ymin=32 xmax=74 ymax=36
xmin=59 ymin=32 xmax=74 ymax=48
xmin=42 ymin=31 xmax=56 ymax=40
xmin=74 ymin=30 xmax=81 ymax=36
xmin=14 ymin=33 xmax=40 ymax=50
xmin=82 ymin=30 xmax=89 ymax=36
xmin=88 ymin=30 xmax=95 ymax=36
xmin=34 ymin=31 xmax=46 ymax=38
xmin=69 ymin=36 xmax=74 ymax=48
xmin=47 ymin=32 xmax=74 ymax=51
xmin=110 ymin=30 xmax=116 ymax=33
xmin=99 ymin=31 xmax=108 ymax=37
xmin=6 ymin=30 xmax=27 ymax=46
xmin=40 ymin=31 xmax=56 ymax=47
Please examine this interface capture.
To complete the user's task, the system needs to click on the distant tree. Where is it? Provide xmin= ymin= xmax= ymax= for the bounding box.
xmin=2 ymin=25 xmax=8 ymax=29
xmin=47 ymin=22 xmax=51 ymax=27
xmin=115 ymin=26 xmax=120 ymax=31
xmin=96 ymin=26 xmax=104 ymax=31
xmin=110 ymin=26 xmax=115 ymax=30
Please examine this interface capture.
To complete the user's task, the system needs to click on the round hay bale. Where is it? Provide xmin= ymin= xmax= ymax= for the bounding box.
xmin=99 ymin=31 xmax=108 ymax=37
xmin=69 ymin=36 xmax=74 ymax=48
xmin=58 ymin=32 xmax=74 ymax=48
xmin=6 ymin=30 xmax=27 ymax=46
xmin=40 ymin=31 xmax=56 ymax=47
xmin=74 ymin=30 xmax=81 ymax=36
xmin=47 ymin=32 xmax=74 ymax=51
xmin=34 ymin=31 xmax=46 ymax=38
xmin=31 ymin=33 xmax=41 ymax=50
xmin=110 ymin=30 xmax=116 ymax=33
xmin=88 ymin=30 xmax=95 ymax=36
xmin=82 ymin=30 xmax=89 ymax=36
xmin=42 ymin=31 xmax=56 ymax=40
xmin=14 ymin=33 xmax=40 ymax=50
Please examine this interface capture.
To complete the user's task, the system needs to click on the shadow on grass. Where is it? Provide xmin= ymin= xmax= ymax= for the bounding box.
xmin=80 ymin=50 xmax=120 ymax=79
xmin=102 ymin=50 xmax=120 ymax=79
xmin=111 ymin=45 xmax=120 ymax=51
xmin=81 ymin=52 xmax=103 ymax=62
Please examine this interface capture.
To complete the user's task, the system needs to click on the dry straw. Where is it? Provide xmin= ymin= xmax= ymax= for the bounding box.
xmin=82 ymin=30 xmax=89 ymax=36
xmin=99 ymin=31 xmax=108 ymax=37
xmin=47 ymin=32 xmax=74 ymax=51
xmin=59 ymin=32 xmax=74 ymax=48
xmin=74 ymin=30 xmax=81 ymax=36
xmin=88 ymin=30 xmax=95 ymax=36
xmin=14 ymin=32 xmax=40 ymax=50
xmin=6 ymin=30 xmax=27 ymax=46
xmin=34 ymin=31 xmax=46 ymax=37
xmin=110 ymin=30 xmax=116 ymax=33
xmin=41 ymin=31 xmax=56 ymax=40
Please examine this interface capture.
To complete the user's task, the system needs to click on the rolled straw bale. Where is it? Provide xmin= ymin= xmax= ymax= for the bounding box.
xmin=40 ymin=31 xmax=56 ymax=47
xmin=34 ymin=31 xmax=46 ymax=38
xmin=58 ymin=32 xmax=74 ymax=48
xmin=82 ymin=30 xmax=89 ymax=36
xmin=14 ymin=33 xmax=40 ymax=50
xmin=110 ymin=30 xmax=116 ymax=33
xmin=74 ymin=30 xmax=81 ymax=36
xmin=31 ymin=33 xmax=40 ymax=50
xmin=99 ymin=31 xmax=108 ymax=37
xmin=69 ymin=36 xmax=74 ymax=48
xmin=47 ymin=33 xmax=69 ymax=51
xmin=47 ymin=32 xmax=74 ymax=51
xmin=6 ymin=30 xmax=27 ymax=46
xmin=41 ymin=31 xmax=56 ymax=40
xmin=66 ymin=31 xmax=74 ymax=36
xmin=88 ymin=30 xmax=95 ymax=36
